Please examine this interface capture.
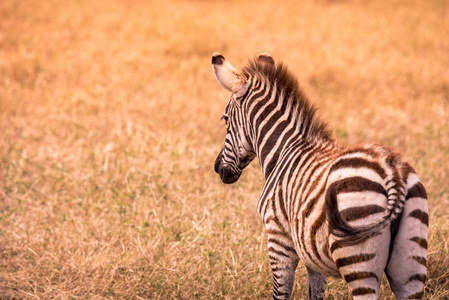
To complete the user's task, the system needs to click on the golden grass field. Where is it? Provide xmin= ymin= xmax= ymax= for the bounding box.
xmin=1 ymin=0 xmax=448 ymax=298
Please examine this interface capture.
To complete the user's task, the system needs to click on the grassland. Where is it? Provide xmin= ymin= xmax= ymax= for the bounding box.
xmin=1 ymin=0 xmax=448 ymax=298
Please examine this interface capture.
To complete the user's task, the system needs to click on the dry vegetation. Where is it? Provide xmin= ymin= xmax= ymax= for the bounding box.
xmin=1 ymin=0 xmax=448 ymax=298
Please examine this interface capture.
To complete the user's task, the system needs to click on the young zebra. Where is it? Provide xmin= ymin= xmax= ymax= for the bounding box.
xmin=211 ymin=53 xmax=428 ymax=300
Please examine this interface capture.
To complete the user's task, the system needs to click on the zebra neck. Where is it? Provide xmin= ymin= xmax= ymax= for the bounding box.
xmin=255 ymin=132 xmax=330 ymax=179
xmin=243 ymin=75 xmax=332 ymax=179
xmin=250 ymin=108 xmax=331 ymax=179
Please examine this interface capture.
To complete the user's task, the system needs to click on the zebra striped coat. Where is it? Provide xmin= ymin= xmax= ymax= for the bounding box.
xmin=212 ymin=53 xmax=428 ymax=300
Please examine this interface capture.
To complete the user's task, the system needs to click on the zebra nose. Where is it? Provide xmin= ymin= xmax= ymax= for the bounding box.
xmin=220 ymin=167 xmax=240 ymax=184
xmin=214 ymin=158 xmax=221 ymax=174
xmin=214 ymin=151 xmax=223 ymax=174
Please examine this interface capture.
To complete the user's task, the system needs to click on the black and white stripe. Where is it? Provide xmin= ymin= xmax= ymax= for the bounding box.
xmin=212 ymin=53 xmax=428 ymax=300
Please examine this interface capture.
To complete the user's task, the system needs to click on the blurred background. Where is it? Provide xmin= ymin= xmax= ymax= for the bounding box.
xmin=1 ymin=0 xmax=448 ymax=298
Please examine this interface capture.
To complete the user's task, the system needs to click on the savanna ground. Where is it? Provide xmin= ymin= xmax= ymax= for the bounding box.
xmin=1 ymin=0 xmax=448 ymax=298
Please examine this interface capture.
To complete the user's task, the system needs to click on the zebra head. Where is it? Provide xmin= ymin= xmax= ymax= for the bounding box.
xmin=212 ymin=53 xmax=273 ymax=183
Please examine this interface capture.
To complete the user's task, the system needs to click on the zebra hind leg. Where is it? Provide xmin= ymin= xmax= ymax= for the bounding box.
xmin=330 ymin=225 xmax=391 ymax=300
xmin=306 ymin=266 xmax=326 ymax=300
xmin=385 ymin=176 xmax=428 ymax=300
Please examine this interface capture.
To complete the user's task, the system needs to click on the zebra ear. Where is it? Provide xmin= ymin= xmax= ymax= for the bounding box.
xmin=212 ymin=52 xmax=246 ymax=93
xmin=234 ymin=80 xmax=250 ymax=99
xmin=257 ymin=52 xmax=275 ymax=67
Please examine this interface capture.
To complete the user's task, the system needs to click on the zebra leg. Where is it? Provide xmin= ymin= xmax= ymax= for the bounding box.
xmin=331 ymin=226 xmax=391 ymax=300
xmin=385 ymin=176 xmax=428 ymax=299
xmin=306 ymin=266 xmax=326 ymax=300
xmin=267 ymin=233 xmax=299 ymax=300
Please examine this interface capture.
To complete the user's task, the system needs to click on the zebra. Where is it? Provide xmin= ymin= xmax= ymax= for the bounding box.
xmin=211 ymin=52 xmax=428 ymax=300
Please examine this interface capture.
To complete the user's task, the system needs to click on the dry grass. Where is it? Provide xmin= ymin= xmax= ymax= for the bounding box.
xmin=0 ymin=0 xmax=448 ymax=298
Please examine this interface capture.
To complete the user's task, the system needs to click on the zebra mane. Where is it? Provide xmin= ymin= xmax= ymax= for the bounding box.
xmin=242 ymin=58 xmax=333 ymax=141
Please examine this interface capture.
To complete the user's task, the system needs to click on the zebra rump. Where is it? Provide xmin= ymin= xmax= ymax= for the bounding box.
xmin=325 ymin=149 xmax=407 ymax=246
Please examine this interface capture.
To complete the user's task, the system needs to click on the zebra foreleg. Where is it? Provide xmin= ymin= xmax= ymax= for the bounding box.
xmin=306 ymin=266 xmax=326 ymax=300
xmin=267 ymin=236 xmax=299 ymax=300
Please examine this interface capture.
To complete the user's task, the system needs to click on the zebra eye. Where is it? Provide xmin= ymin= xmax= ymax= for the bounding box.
xmin=221 ymin=114 xmax=229 ymax=124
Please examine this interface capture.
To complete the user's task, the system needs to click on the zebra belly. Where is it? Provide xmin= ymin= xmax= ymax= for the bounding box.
xmin=292 ymin=204 xmax=340 ymax=277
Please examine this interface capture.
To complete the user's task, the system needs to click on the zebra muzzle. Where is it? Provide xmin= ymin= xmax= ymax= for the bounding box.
xmin=218 ymin=166 xmax=240 ymax=184
xmin=214 ymin=154 xmax=241 ymax=184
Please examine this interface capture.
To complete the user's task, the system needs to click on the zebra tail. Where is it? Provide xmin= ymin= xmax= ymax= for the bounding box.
xmin=325 ymin=176 xmax=406 ymax=246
